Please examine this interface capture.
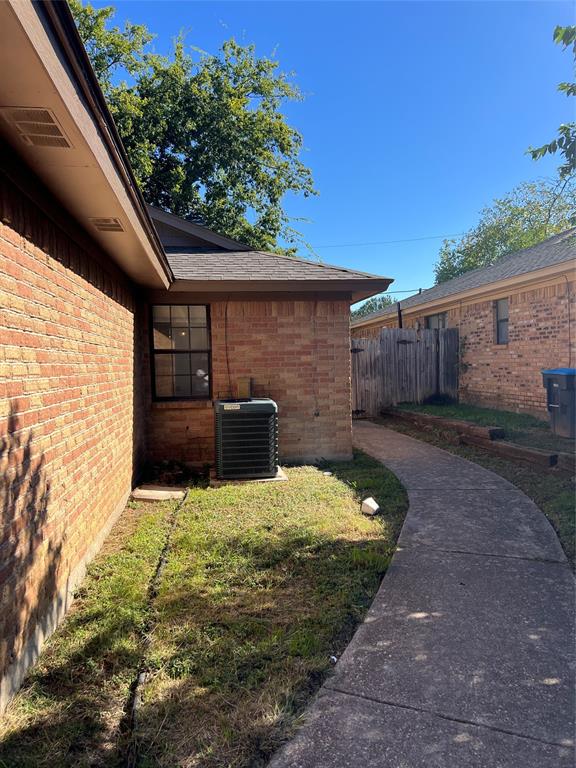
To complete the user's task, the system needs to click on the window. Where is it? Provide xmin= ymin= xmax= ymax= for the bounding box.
xmin=494 ymin=298 xmax=509 ymax=345
xmin=151 ymin=305 xmax=210 ymax=399
xmin=425 ymin=312 xmax=447 ymax=330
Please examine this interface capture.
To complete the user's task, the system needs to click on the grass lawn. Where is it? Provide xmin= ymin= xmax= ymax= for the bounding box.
xmin=0 ymin=451 xmax=407 ymax=768
xmin=396 ymin=402 xmax=575 ymax=454
xmin=0 ymin=501 xmax=174 ymax=768
xmin=376 ymin=415 xmax=575 ymax=568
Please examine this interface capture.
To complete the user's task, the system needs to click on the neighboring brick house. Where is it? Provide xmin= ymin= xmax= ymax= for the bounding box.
xmin=351 ymin=230 xmax=576 ymax=415
xmin=0 ymin=1 xmax=391 ymax=709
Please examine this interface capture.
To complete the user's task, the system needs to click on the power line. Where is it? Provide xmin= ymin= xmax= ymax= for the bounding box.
xmin=362 ymin=289 xmax=429 ymax=298
xmin=313 ymin=232 xmax=464 ymax=249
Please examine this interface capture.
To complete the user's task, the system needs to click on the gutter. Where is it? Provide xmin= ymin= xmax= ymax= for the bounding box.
xmin=169 ymin=278 xmax=394 ymax=302
xmin=39 ymin=0 xmax=173 ymax=284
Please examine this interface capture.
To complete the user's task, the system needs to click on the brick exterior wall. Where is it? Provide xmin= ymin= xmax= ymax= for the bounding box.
xmin=456 ymin=280 xmax=575 ymax=413
xmin=0 ymin=173 xmax=143 ymax=709
xmin=351 ymin=324 xmax=385 ymax=339
xmin=144 ymin=298 xmax=353 ymax=465
xmin=351 ymin=275 xmax=576 ymax=415
xmin=0 ymin=174 xmax=355 ymax=708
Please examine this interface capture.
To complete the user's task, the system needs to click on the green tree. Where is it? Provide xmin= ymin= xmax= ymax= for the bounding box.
xmin=351 ymin=294 xmax=395 ymax=318
xmin=69 ymin=1 xmax=316 ymax=251
xmin=528 ymin=26 xmax=576 ymax=179
xmin=433 ymin=179 xmax=576 ymax=283
xmin=69 ymin=0 xmax=153 ymax=91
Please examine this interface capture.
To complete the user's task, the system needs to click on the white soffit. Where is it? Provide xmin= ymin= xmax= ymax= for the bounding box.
xmin=0 ymin=1 xmax=170 ymax=288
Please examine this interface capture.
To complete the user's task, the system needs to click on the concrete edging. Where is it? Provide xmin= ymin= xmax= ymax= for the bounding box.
xmin=384 ymin=408 xmax=572 ymax=474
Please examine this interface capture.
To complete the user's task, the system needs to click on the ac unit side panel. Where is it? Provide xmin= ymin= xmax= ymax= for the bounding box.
xmin=215 ymin=399 xmax=279 ymax=480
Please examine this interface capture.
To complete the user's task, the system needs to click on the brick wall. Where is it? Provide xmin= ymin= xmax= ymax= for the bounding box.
xmin=351 ymin=276 xmax=576 ymax=415
xmin=350 ymin=323 xmax=388 ymax=339
xmin=144 ymin=298 xmax=353 ymax=465
xmin=455 ymin=280 xmax=575 ymax=413
xmin=0 ymin=173 xmax=142 ymax=710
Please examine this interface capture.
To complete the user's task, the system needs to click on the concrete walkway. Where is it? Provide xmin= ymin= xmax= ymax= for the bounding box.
xmin=269 ymin=422 xmax=575 ymax=768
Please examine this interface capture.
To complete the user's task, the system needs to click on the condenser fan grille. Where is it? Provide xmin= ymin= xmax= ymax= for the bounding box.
xmin=214 ymin=399 xmax=279 ymax=480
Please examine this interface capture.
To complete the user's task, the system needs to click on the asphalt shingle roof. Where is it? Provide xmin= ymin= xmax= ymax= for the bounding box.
xmin=352 ymin=228 xmax=576 ymax=324
xmin=166 ymin=248 xmax=390 ymax=282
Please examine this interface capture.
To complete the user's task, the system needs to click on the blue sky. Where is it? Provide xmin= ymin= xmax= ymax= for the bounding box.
xmin=95 ymin=1 xmax=574 ymax=300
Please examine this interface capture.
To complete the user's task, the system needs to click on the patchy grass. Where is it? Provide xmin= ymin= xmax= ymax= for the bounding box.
xmin=0 ymin=501 xmax=175 ymax=768
xmin=396 ymin=402 xmax=575 ymax=454
xmin=134 ymin=453 xmax=406 ymax=767
xmin=0 ymin=453 xmax=407 ymax=768
xmin=377 ymin=415 xmax=575 ymax=568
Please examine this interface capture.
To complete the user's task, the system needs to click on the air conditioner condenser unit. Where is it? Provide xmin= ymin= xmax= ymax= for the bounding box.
xmin=214 ymin=398 xmax=279 ymax=480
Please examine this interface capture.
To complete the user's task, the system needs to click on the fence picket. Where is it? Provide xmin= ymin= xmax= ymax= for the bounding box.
xmin=351 ymin=328 xmax=459 ymax=417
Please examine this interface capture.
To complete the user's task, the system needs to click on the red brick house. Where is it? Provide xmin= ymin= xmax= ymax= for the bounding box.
xmin=0 ymin=1 xmax=391 ymax=709
xmin=351 ymin=230 xmax=575 ymax=415
xmin=143 ymin=205 xmax=391 ymax=465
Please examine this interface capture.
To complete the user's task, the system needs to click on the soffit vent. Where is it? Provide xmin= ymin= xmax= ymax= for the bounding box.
xmin=89 ymin=217 xmax=124 ymax=232
xmin=0 ymin=107 xmax=71 ymax=148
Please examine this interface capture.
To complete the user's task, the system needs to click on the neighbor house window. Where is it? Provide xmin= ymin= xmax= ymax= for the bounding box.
xmin=425 ymin=312 xmax=447 ymax=330
xmin=494 ymin=298 xmax=509 ymax=345
xmin=151 ymin=305 xmax=210 ymax=399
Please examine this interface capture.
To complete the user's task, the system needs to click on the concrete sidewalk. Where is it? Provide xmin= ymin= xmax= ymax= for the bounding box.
xmin=269 ymin=422 xmax=575 ymax=768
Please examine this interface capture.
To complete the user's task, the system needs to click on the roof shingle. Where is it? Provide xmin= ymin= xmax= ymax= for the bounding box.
xmin=352 ymin=228 xmax=576 ymax=324
xmin=166 ymin=248 xmax=391 ymax=282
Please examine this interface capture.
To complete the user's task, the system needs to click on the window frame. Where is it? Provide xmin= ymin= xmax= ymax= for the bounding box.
xmin=424 ymin=312 xmax=447 ymax=330
xmin=150 ymin=303 xmax=212 ymax=402
xmin=494 ymin=298 xmax=509 ymax=346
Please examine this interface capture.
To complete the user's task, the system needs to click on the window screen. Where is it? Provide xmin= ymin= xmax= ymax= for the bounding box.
xmin=425 ymin=312 xmax=447 ymax=330
xmin=152 ymin=305 xmax=210 ymax=399
xmin=495 ymin=298 xmax=509 ymax=345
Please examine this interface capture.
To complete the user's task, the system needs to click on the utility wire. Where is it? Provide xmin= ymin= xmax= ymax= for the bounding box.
xmin=381 ymin=289 xmax=426 ymax=294
xmin=312 ymin=232 xmax=464 ymax=249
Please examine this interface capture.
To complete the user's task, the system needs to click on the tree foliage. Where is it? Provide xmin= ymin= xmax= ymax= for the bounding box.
xmin=351 ymin=294 xmax=395 ymax=318
xmin=433 ymin=179 xmax=576 ymax=283
xmin=70 ymin=0 xmax=153 ymax=90
xmin=528 ymin=26 xmax=576 ymax=179
xmin=69 ymin=0 xmax=316 ymax=251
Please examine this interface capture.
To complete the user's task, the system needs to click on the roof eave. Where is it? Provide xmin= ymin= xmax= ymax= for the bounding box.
xmin=42 ymin=2 xmax=172 ymax=285
xmin=147 ymin=205 xmax=252 ymax=252
xmin=0 ymin=0 xmax=172 ymax=288
xmin=350 ymin=280 xmax=395 ymax=302
xmin=169 ymin=278 xmax=393 ymax=300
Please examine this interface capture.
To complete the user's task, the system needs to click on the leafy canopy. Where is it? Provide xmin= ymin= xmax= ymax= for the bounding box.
xmin=433 ymin=178 xmax=576 ymax=284
xmin=528 ymin=25 xmax=576 ymax=179
xmin=69 ymin=0 xmax=316 ymax=251
xmin=351 ymin=294 xmax=395 ymax=319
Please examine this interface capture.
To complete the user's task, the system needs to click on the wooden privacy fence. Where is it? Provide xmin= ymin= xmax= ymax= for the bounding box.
xmin=351 ymin=328 xmax=459 ymax=418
